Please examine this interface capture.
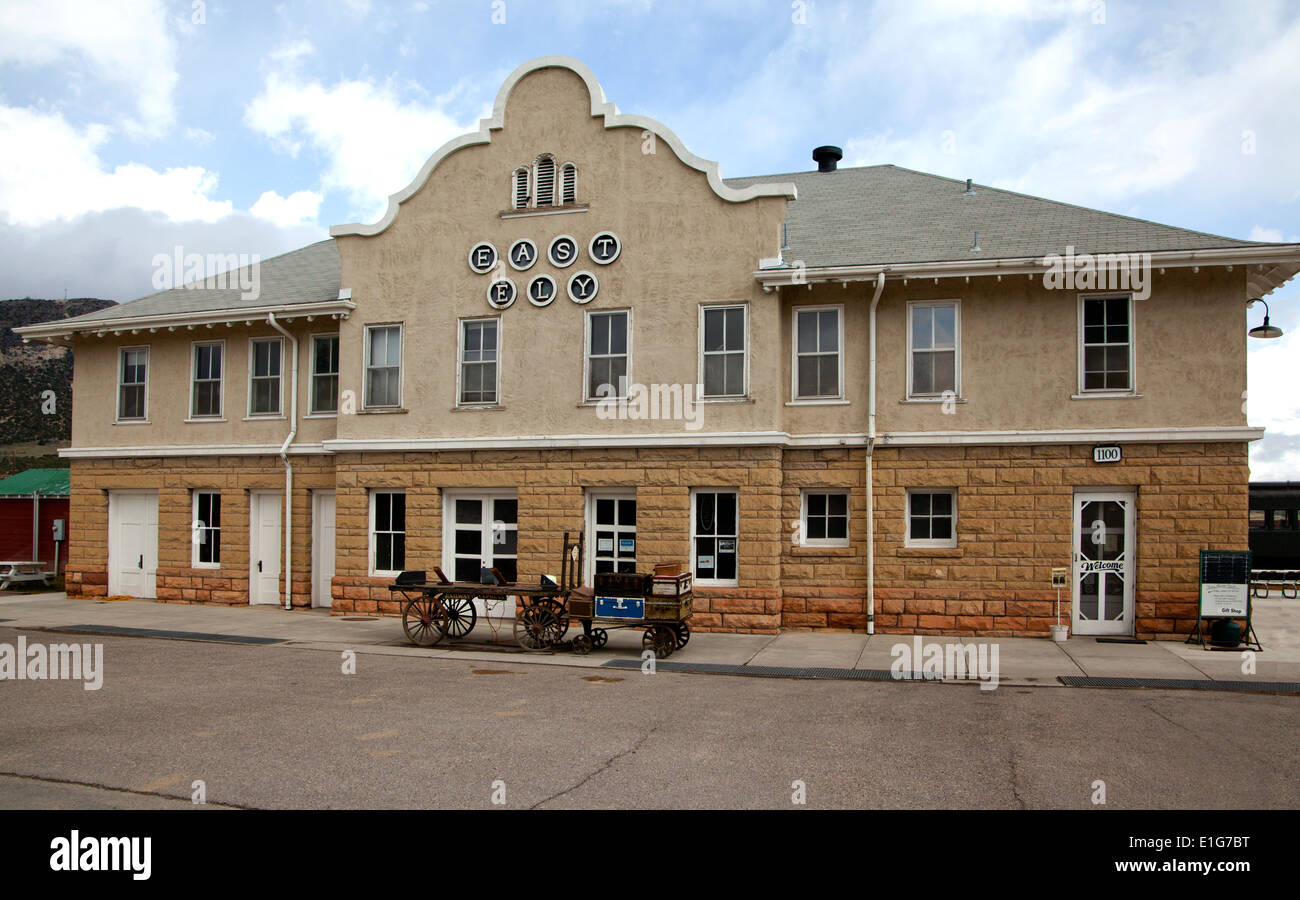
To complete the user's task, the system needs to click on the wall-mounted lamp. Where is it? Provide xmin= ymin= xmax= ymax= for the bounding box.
xmin=1247 ymin=298 xmax=1283 ymax=339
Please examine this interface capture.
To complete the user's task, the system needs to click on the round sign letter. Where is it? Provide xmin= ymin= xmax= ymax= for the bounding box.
xmin=487 ymin=278 xmax=517 ymax=309
xmin=567 ymin=270 xmax=599 ymax=304
xmin=468 ymin=242 xmax=498 ymax=274
xmin=548 ymin=235 xmax=578 ymax=268
xmin=589 ymin=232 xmax=621 ymax=265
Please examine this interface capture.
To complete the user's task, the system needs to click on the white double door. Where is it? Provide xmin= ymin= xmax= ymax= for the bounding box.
xmin=108 ymin=491 xmax=157 ymax=598
xmin=1071 ymin=490 xmax=1136 ymax=636
xmin=443 ymin=490 xmax=518 ymax=619
xmin=249 ymin=491 xmax=282 ymax=606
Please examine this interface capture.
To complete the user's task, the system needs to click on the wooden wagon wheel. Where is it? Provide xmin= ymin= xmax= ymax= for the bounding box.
xmin=673 ymin=622 xmax=690 ymax=650
xmin=590 ymin=628 xmax=609 ymax=649
xmin=402 ymin=594 xmax=450 ymax=647
xmin=442 ymin=595 xmax=478 ymax=639
xmin=514 ymin=604 xmax=562 ymax=652
xmin=642 ymin=625 xmax=675 ymax=659
xmin=534 ymin=598 xmax=570 ymax=640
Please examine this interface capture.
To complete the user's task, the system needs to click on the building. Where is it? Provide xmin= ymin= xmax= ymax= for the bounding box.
xmin=15 ymin=56 xmax=1300 ymax=638
xmin=1248 ymin=482 xmax=1300 ymax=572
xmin=0 ymin=468 xmax=70 ymax=574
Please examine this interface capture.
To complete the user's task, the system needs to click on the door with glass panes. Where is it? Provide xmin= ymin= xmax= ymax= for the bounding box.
xmin=443 ymin=491 xmax=518 ymax=618
xmin=586 ymin=491 xmax=636 ymax=584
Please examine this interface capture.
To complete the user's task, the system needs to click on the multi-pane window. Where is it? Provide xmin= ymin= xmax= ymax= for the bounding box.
xmin=909 ymin=302 xmax=958 ymax=396
xmin=802 ymin=490 xmax=849 ymax=547
xmin=794 ymin=307 xmax=841 ymax=399
xmin=587 ymin=311 xmax=628 ymax=400
xmin=117 ymin=347 xmax=148 ymax=420
xmin=366 ymin=325 xmax=402 ymax=408
xmin=371 ymin=491 xmax=406 ymax=575
xmin=1081 ymin=295 xmax=1132 ymax=392
xmin=193 ymin=491 xmax=221 ymax=566
xmin=311 ymin=335 xmax=339 ymax=415
xmin=460 ymin=319 xmax=499 ymax=406
xmin=591 ymin=493 xmax=637 ymax=575
xmin=191 ymin=342 xmax=223 ymax=417
xmin=907 ymin=489 xmax=957 ymax=548
xmin=449 ymin=494 xmax=518 ymax=583
xmin=702 ymin=305 xmax=746 ymax=397
xmin=249 ymin=338 xmax=282 ymax=415
xmin=693 ymin=490 xmax=738 ymax=584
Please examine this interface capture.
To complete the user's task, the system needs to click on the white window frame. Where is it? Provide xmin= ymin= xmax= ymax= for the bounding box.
xmin=584 ymin=489 xmax=638 ymax=584
xmin=690 ymin=488 xmax=739 ymax=587
xmin=699 ymin=304 xmax=749 ymax=399
xmin=800 ymin=489 xmax=851 ymax=548
xmin=512 ymin=166 xmax=530 ymax=210
xmin=533 ymin=154 xmax=556 ymax=207
xmin=368 ymin=489 xmax=407 ymax=577
xmin=457 ymin=316 xmax=502 ymax=408
xmin=188 ymin=340 xmax=225 ymax=420
xmin=363 ymin=323 xmax=404 ymax=410
xmin=583 ymin=308 xmax=632 ymax=402
xmin=905 ymin=488 xmax=958 ymax=550
xmin=906 ymin=300 xmax=961 ymax=399
xmin=191 ymin=490 xmax=221 ymax=568
xmin=1077 ymin=293 xmax=1137 ymax=396
xmin=442 ymin=489 xmax=519 ymax=586
xmin=247 ymin=336 xmax=284 ymax=418
xmin=790 ymin=304 xmax=845 ymax=402
xmin=308 ymin=332 xmax=340 ymax=417
xmin=116 ymin=345 xmax=149 ymax=422
xmin=560 ymin=161 xmax=577 ymax=205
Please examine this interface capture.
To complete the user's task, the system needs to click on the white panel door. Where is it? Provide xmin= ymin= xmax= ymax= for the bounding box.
xmin=1072 ymin=490 xmax=1136 ymax=636
xmin=312 ymin=490 xmax=336 ymax=608
xmin=250 ymin=492 xmax=282 ymax=606
xmin=108 ymin=491 xmax=157 ymax=598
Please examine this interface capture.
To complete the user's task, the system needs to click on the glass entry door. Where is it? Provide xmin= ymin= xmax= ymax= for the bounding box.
xmin=1071 ymin=490 xmax=1135 ymax=636
xmin=443 ymin=491 xmax=518 ymax=618
xmin=586 ymin=490 xmax=636 ymax=584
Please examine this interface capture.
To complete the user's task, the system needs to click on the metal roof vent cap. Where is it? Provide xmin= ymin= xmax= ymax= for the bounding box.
xmin=812 ymin=145 xmax=843 ymax=173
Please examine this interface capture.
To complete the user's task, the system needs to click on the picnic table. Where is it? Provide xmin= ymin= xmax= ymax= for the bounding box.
xmin=0 ymin=561 xmax=51 ymax=590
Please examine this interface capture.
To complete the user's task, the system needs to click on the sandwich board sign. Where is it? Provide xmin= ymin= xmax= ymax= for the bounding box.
xmin=1198 ymin=550 xmax=1250 ymax=617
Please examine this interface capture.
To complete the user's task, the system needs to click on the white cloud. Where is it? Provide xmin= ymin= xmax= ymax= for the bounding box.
xmin=0 ymin=0 xmax=177 ymax=138
xmin=0 ymin=105 xmax=232 ymax=226
xmin=1249 ymin=226 xmax=1300 ymax=244
xmin=244 ymin=69 xmax=474 ymax=223
xmin=250 ymin=189 xmax=323 ymax=227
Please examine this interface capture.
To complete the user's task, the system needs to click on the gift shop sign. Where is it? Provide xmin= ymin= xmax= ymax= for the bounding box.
xmin=469 ymin=232 xmax=621 ymax=310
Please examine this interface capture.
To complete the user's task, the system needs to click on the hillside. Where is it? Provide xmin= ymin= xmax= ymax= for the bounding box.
xmin=0 ymin=298 xmax=117 ymax=453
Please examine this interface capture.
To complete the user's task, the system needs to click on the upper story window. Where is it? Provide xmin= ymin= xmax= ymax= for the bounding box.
xmin=365 ymin=324 xmax=403 ymax=409
xmin=249 ymin=337 xmax=283 ymax=416
xmin=117 ymin=347 xmax=148 ymax=421
xmin=459 ymin=318 xmax=500 ymax=406
xmin=793 ymin=306 xmax=843 ymax=401
xmin=908 ymin=301 xmax=959 ymax=398
xmin=701 ymin=305 xmax=747 ymax=398
xmin=560 ymin=162 xmax=577 ymax=204
xmin=311 ymin=334 xmax=339 ymax=415
xmin=510 ymin=156 xmax=578 ymax=210
xmin=190 ymin=341 xmax=223 ymax=418
xmin=587 ymin=310 xmax=629 ymax=401
xmin=534 ymin=155 xmax=556 ymax=206
xmin=1080 ymin=294 xmax=1133 ymax=393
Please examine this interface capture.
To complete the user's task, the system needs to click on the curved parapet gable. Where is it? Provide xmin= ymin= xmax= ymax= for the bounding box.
xmin=329 ymin=55 xmax=796 ymax=238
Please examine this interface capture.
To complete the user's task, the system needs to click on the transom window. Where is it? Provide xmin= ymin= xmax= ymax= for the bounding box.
xmin=370 ymin=491 xmax=406 ymax=576
xmin=459 ymin=318 xmax=499 ymax=406
xmin=908 ymin=301 xmax=959 ymax=397
xmin=906 ymin=489 xmax=957 ymax=549
xmin=365 ymin=324 xmax=402 ymax=409
xmin=192 ymin=491 xmax=221 ymax=566
xmin=311 ymin=334 xmax=339 ymax=415
xmin=794 ymin=306 xmax=842 ymax=400
xmin=701 ymin=305 xmax=747 ymax=398
xmin=693 ymin=490 xmax=738 ymax=584
xmin=802 ymin=490 xmax=849 ymax=547
xmin=117 ymin=347 xmax=148 ymax=421
xmin=587 ymin=310 xmax=629 ymax=400
xmin=191 ymin=342 xmax=223 ymax=418
xmin=249 ymin=338 xmax=282 ymax=416
xmin=1080 ymin=295 xmax=1133 ymax=392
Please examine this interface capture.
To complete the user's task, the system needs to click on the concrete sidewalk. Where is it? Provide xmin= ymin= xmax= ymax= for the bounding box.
xmin=1 ymin=591 xmax=1298 ymax=689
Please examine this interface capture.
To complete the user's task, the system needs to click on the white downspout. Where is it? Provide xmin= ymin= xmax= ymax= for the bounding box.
xmin=866 ymin=271 xmax=886 ymax=635
xmin=267 ymin=313 xmax=298 ymax=611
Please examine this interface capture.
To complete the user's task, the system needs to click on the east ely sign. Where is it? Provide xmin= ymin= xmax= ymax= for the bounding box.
xmin=468 ymin=231 xmax=621 ymax=310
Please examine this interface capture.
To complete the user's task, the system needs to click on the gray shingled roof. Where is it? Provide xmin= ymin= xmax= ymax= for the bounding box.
xmin=724 ymin=164 xmax=1262 ymax=269
xmin=59 ymin=239 xmax=340 ymax=325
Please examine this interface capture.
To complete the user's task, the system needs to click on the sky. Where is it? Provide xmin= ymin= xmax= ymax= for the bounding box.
xmin=0 ymin=0 xmax=1296 ymax=476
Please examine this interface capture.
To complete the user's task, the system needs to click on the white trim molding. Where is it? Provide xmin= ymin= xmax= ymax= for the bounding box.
xmin=60 ymin=443 xmax=331 ymax=459
xmin=14 ymin=300 xmax=356 ymax=344
xmin=329 ymin=56 xmax=796 ymax=238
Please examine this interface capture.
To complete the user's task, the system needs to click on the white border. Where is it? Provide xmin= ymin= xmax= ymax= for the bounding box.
xmin=588 ymin=231 xmax=621 ymax=265
xmin=790 ymin=304 xmax=845 ymax=403
xmin=904 ymin=487 xmax=958 ymax=549
xmin=191 ymin=489 xmax=221 ymax=569
xmin=189 ymin=339 xmax=225 ymax=420
xmin=698 ymin=303 xmax=749 ymax=399
xmin=906 ymin=300 xmax=961 ymax=399
xmin=549 ymin=234 xmax=579 ymax=269
xmin=456 ymin=316 xmax=502 ymax=408
xmin=247 ymin=336 xmax=285 ymax=418
xmin=583 ymin=308 xmax=631 ymax=401
xmin=690 ymin=487 xmax=740 ymax=587
xmin=368 ymin=488 xmax=406 ymax=577
xmin=468 ymin=242 xmax=498 ymax=274
xmin=528 ymin=274 xmax=557 ymax=307
xmin=363 ymin=323 xmax=404 ymax=410
xmin=487 ymin=278 xmax=517 ymax=310
xmin=115 ymin=345 xmax=150 ymax=423
xmin=1077 ymin=293 xmax=1137 ymax=396
xmin=508 ymin=238 xmax=538 ymax=271
xmin=329 ymin=56 xmax=796 ymax=238
xmin=308 ymin=332 xmax=340 ymax=417
xmin=567 ymin=270 xmax=599 ymax=304
xmin=800 ymin=488 xmax=851 ymax=548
